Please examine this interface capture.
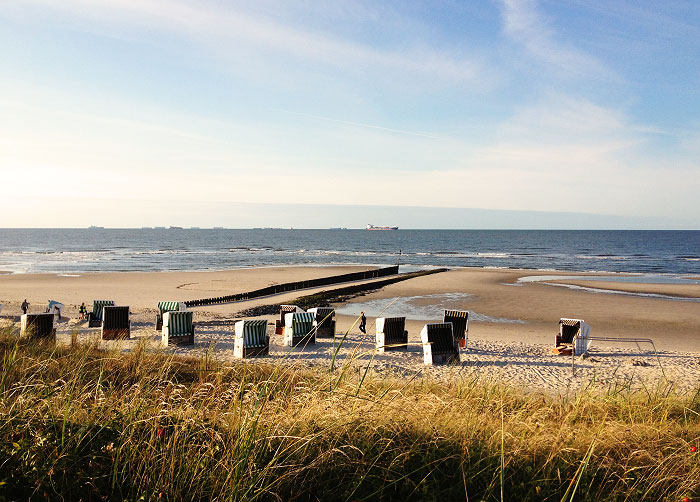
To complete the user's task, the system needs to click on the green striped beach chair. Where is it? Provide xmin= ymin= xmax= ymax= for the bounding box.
xmin=308 ymin=307 xmax=336 ymax=338
xmin=233 ymin=319 xmax=269 ymax=358
xmin=444 ymin=309 xmax=469 ymax=348
xmin=420 ymin=322 xmax=460 ymax=365
xmin=155 ymin=301 xmax=185 ymax=331
xmin=102 ymin=306 xmax=131 ymax=340
xmin=283 ymin=312 xmax=316 ymax=347
xmin=375 ymin=317 xmax=408 ymax=352
xmin=88 ymin=300 xmax=115 ymax=327
xmin=162 ymin=311 xmax=195 ymax=346
xmin=20 ymin=313 xmax=56 ymax=340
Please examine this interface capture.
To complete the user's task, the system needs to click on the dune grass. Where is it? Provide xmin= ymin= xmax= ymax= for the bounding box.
xmin=0 ymin=326 xmax=699 ymax=501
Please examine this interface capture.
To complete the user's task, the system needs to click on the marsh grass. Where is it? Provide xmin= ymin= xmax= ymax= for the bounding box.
xmin=0 ymin=324 xmax=698 ymax=501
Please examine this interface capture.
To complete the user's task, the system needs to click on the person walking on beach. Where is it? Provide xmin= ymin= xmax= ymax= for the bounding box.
xmin=359 ymin=311 xmax=366 ymax=334
xmin=79 ymin=302 xmax=87 ymax=320
xmin=21 ymin=299 xmax=29 ymax=315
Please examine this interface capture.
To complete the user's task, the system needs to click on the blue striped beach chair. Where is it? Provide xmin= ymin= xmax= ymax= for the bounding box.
xmin=88 ymin=300 xmax=115 ymax=327
xmin=444 ymin=309 xmax=469 ymax=348
xmin=420 ymin=322 xmax=460 ymax=365
xmin=162 ymin=311 xmax=195 ymax=346
xmin=102 ymin=306 xmax=131 ymax=340
xmin=283 ymin=312 xmax=316 ymax=347
xmin=20 ymin=313 xmax=56 ymax=340
xmin=155 ymin=301 xmax=185 ymax=331
xmin=308 ymin=307 xmax=336 ymax=338
xmin=233 ymin=319 xmax=270 ymax=358
xmin=375 ymin=317 xmax=408 ymax=352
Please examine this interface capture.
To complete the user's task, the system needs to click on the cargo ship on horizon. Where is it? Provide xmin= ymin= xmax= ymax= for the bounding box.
xmin=366 ymin=224 xmax=399 ymax=230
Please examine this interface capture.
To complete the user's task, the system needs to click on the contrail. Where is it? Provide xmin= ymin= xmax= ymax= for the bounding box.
xmin=273 ymin=108 xmax=447 ymax=140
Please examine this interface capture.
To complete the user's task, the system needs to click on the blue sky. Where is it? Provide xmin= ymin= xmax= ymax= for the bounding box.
xmin=1 ymin=0 xmax=698 ymax=228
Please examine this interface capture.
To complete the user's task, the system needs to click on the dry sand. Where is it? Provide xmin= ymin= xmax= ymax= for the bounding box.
xmin=1 ymin=266 xmax=699 ymax=393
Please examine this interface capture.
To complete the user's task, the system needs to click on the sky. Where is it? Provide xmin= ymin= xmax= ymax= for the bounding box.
xmin=0 ymin=0 xmax=698 ymax=228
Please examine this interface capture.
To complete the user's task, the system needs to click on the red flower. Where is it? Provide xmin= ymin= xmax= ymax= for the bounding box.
xmin=156 ymin=427 xmax=165 ymax=438
xmin=682 ymin=497 xmax=690 ymax=502
xmin=691 ymin=446 xmax=698 ymax=453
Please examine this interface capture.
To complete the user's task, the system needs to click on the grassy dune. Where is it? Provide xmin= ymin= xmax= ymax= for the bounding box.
xmin=1 ymin=328 xmax=699 ymax=501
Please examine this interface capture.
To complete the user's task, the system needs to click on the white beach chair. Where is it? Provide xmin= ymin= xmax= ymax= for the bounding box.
xmin=420 ymin=322 xmax=460 ymax=365
xmin=556 ymin=318 xmax=592 ymax=355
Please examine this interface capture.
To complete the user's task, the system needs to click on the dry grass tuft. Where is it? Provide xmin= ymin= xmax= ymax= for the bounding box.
xmin=0 ymin=326 xmax=698 ymax=501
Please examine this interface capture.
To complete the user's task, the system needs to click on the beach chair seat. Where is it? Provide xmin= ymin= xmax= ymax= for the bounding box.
xmin=88 ymin=300 xmax=115 ymax=327
xmin=20 ymin=313 xmax=56 ymax=340
xmin=101 ymin=306 xmax=131 ymax=340
xmin=283 ymin=312 xmax=316 ymax=347
xmin=421 ymin=322 xmax=460 ymax=365
xmin=155 ymin=301 xmax=186 ymax=331
xmin=162 ymin=311 xmax=195 ymax=346
xmin=308 ymin=307 xmax=336 ymax=338
xmin=444 ymin=309 xmax=469 ymax=349
xmin=275 ymin=305 xmax=302 ymax=334
xmin=375 ymin=317 xmax=408 ymax=352
xmin=233 ymin=319 xmax=270 ymax=358
xmin=555 ymin=318 xmax=591 ymax=355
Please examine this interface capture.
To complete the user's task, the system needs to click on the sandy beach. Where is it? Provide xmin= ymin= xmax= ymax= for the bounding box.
xmin=1 ymin=266 xmax=699 ymax=393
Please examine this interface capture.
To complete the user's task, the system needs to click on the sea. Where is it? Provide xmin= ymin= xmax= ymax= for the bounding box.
xmin=0 ymin=229 xmax=698 ymax=278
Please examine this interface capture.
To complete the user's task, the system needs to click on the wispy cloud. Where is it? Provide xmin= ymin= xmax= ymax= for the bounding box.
xmin=15 ymin=0 xmax=485 ymax=87
xmin=500 ymin=0 xmax=616 ymax=80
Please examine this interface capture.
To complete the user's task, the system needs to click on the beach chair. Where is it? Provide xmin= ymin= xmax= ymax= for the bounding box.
xmin=47 ymin=300 xmax=64 ymax=321
xmin=155 ymin=301 xmax=186 ymax=331
xmin=421 ymin=322 xmax=460 ymax=365
xmin=162 ymin=311 xmax=195 ymax=346
xmin=233 ymin=319 xmax=269 ymax=358
xmin=307 ymin=307 xmax=336 ymax=338
xmin=20 ymin=313 xmax=56 ymax=340
xmin=88 ymin=300 xmax=115 ymax=327
xmin=375 ymin=317 xmax=408 ymax=352
xmin=555 ymin=318 xmax=591 ymax=355
xmin=101 ymin=306 xmax=131 ymax=340
xmin=283 ymin=312 xmax=316 ymax=347
xmin=275 ymin=305 xmax=302 ymax=334
xmin=444 ymin=309 xmax=469 ymax=349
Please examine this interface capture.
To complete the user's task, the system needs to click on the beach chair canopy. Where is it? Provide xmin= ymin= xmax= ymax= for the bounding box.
xmin=21 ymin=313 xmax=55 ymax=338
xmin=157 ymin=301 xmax=185 ymax=315
xmin=164 ymin=311 xmax=194 ymax=336
xmin=558 ymin=318 xmax=591 ymax=355
xmin=280 ymin=305 xmax=301 ymax=325
xmin=422 ymin=323 xmax=456 ymax=353
xmin=308 ymin=306 xmax=334 ymax=325
xmin=103 ymin=306 xmax=130 ymax=329
xmin=444 ymin=310 xmax=468 ymax=338
xmin=234 ymin=319 xmax=268 ymax=348
xmin=285 ymin=312 xmax=315 ymax=335
xmin=376 ymin=317 xmax=406 ymax=337
xmin=92 ymin=300 xmax=115 ymax=321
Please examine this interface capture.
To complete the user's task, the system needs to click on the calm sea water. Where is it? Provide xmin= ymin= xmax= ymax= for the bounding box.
xmin=0 ymin=229 xmax=698 ymax=276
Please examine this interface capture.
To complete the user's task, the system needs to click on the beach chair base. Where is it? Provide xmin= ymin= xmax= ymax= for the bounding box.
xmin=165 ymin=334 xmax=194 ymax=346
xmin=88 ymin=318 xmax=102 ymax=328
xmin=284 ymin=328 xmax=316 ymax=347
xmin=456 ymin=337 xmax=467 ymax=349
xmin=155 ymin=317 xmax=163 ymax=332
xmin=375 ymin=331 xmax=409 ymax=352
xmin=423 ymin=350 xmax=460 ymax=365
xmin=315 ymin=327 xmax=335 ymax=338
xmin=275 ymin=320 xmax=284 ymax=335
xmin=102 ymin=329 xmax=130 ymax=341
xmin=234 ymin=344 xmax=270 ymax=359
xmin=20 ymin=314 xmax=57 ymax=340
